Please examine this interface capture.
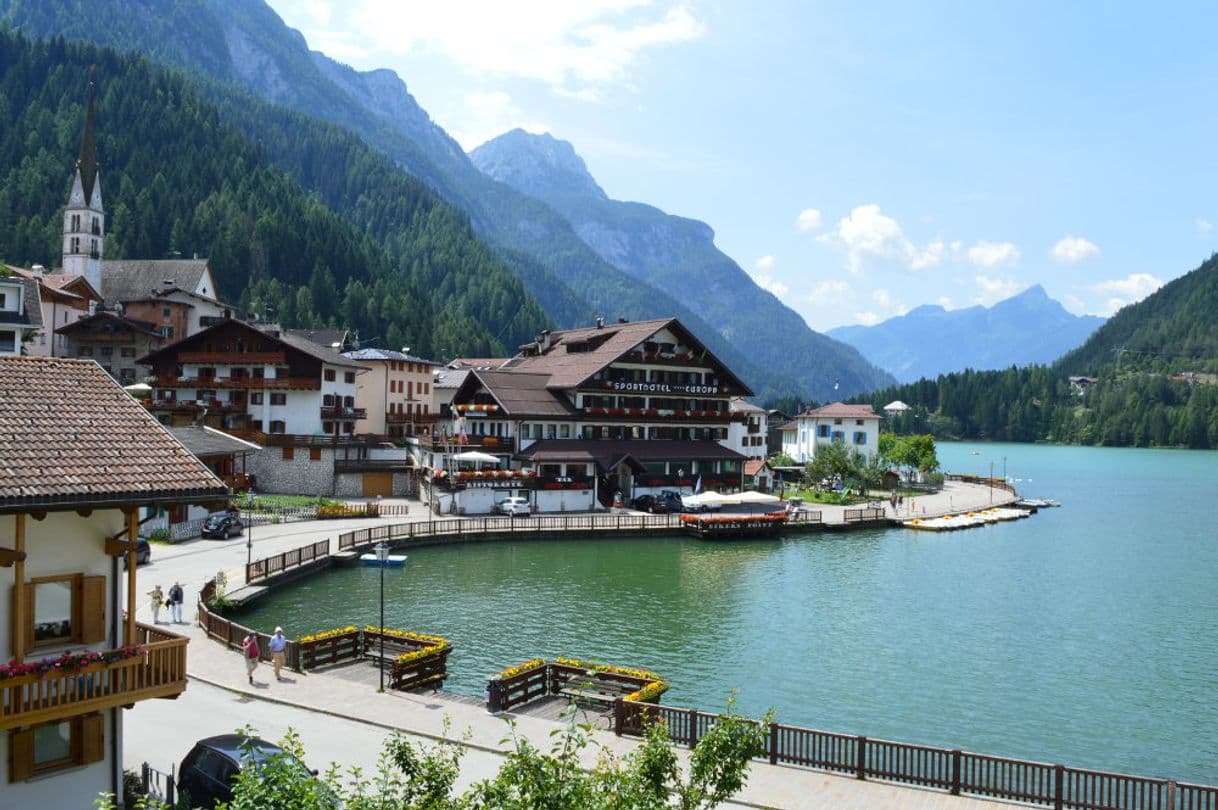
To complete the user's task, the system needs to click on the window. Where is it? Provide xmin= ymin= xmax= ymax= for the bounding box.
xmin=250 ymin=392 xmax=263 ymax=405
xmin=269 ymin=420 xmax=286 ymax=434
xmin=270 ymin=393 xmax=286 ymax=406
xmin=120 ymin=347 xmax=135 ymax=357
xmin=198 ymin=367 xmax=215 ymax=379
xmin=19 ymin=573 xmax=106 ymax=649
xmin=324 ymin=369 xmax=336 ymax=382
xmin=854 ymin=431 xmax=868 ymax=445
xmin=309 ymin=447 xmax=322 ymax=461
xmin=282 ymin=447 xmax=294 ymax=461
xmin=559 ymin=424 xmax=571 ymax=439
xmin=8 ymin=714 xmax=104 ymax=781
xmin=344 ymin=372 xmax=356 ymax=384
xmin=164 ymin=326 xmax=174 ymax=340
xmin=0 ymin=330 xmax=16 ymax=353
xmin=119 ymin=368 xmax=135 ymax=383
xmin=99 ymin=346 xmax=113 ymax=357
xmin=0 ymin=292 xmax=7 ymax=309
xmin=817 ymin=425 xmax=830 ymax=438
xmin=162 ymin=307 xmax=171 ymax=318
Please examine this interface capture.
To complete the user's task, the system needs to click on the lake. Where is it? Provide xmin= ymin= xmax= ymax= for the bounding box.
xmin=234 ymin=442 xmax=1218 ymax=784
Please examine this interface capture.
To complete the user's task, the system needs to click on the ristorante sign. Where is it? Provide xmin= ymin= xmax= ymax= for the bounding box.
xmin=604 ymin=380 xmax=724 ymax=396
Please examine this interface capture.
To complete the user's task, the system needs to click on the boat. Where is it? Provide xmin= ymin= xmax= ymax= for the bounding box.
xmin=360 ymin=553 xmax=407 ymax=566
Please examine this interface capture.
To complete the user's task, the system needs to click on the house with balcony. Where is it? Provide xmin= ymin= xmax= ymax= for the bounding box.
xmin=138 ymin=318 xmax=381 ymax=496
xmin=727 ymin=397 xmax=768 ymax=462
xmin=58 ymin=311 xmax=165 ymax=384
xmin=781 ymin=402 xmax=882 ymax=464
xmin=424 ymin=318 xmax=751 ymax=514
xmin=4 ymin=266 xmax=100 ymax=358
xmin=0 ymin=272 xmax=42 ymax=356
xmin=0 ymin=356 xmax=227 ymax=805
xmin=343 ymin=348 xmax=441 ymax=438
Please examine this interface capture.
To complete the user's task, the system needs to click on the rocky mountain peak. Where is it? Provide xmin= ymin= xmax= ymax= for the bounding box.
xmin=471 ymin=129 xmax=607 ymax=202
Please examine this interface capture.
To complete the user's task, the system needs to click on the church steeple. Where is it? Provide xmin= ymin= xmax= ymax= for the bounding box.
xmin=62 ymin=70 xmax=104 ymax=293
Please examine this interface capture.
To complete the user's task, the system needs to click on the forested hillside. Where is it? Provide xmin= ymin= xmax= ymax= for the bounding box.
xmin=0 ymin=31 xmax=550 ymax=358
xmin=859 ymin=259 xmax=1218 ymax=449
xmin=1056 ymin=253 xmax=1218 ymax=375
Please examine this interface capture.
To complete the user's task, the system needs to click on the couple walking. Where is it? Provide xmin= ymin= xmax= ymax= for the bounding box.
xmin=241 ymin=627 xmax=289 ymax=684
xmin=147 ymin=582 xmax=185 ymax=624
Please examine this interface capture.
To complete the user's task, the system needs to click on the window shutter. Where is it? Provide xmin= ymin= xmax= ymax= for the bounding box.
xmin=79 ymin=576 xmax=107 ymax=644
xmin=9 ymin=728 xmax=34 ymax=782
xmin=79 ymin=714 xmax=105 ymax=765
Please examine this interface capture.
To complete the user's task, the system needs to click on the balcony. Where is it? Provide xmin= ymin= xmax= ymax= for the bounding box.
xmin=154 ymin=376 xmax=319 ymax=391
xmin=418 ymin=435 xmax=516 ymax=452
xmin=334 ymin=457 xmax=413 ymax=473
xmin=0 ymin=623 xmax=188 ymax=731
xmin=179 ymin=351 xmax=286 ymax=364
xmin=146 ymin=398 xmax=247 ymax=413
xmin=581 ymin=406 xmax=743 ymax=423
xmin=321 ymin=405 xmax=368 ymax=420
xmin=386 ymin=411 xmax=436 ymax=424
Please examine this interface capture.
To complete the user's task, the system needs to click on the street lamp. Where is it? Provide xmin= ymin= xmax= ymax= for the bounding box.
xmin=246 ymin=508 xmax=253 ymax=567
xmin=374 ymin=541 xmax=389 ymax=692
xmin=989 ymin=460 xmax=994 ymax=504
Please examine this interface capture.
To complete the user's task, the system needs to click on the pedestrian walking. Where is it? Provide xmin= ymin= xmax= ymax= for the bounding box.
xmin=147 ymin=585 xmax=165 ymax=624
xmin=241 ymin=632 xmax=260 ymax=684
xmin=268 ymin=627 xmax=288 ymax=681
xmin=167 ymin=581 xmax=185 ymax=624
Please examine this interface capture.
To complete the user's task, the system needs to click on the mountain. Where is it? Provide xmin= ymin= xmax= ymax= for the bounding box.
xmin=1056 ymin=253 xmax=1218 ymax=375
xmin=828 ymin=285 xmax=1105 ymax=382
xmin=0 ymin=0 xmax=894 ymax=401
xmin=470 ymin=130 xmax=895 ymax=399
xmin=0 ymin=30 xmax=550 ymax=359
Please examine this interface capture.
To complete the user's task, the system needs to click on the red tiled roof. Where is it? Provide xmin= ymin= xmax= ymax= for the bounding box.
xmin=799 ymin=402 xmax=880 ymax=419
xmin=744 ymin=459 xmax=769 ymax=476
xmin=0 ymin=357 xmax=228 ymax=512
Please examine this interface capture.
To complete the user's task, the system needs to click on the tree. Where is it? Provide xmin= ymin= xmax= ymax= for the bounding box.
xmin=97 ymin=701 xmax=770 ymax=810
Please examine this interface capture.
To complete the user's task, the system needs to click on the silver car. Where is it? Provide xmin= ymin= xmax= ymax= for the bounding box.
xmin=495 ymin=496 xmax=531 ymax=516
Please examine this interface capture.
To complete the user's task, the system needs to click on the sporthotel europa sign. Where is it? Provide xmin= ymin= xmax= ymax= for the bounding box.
xmin=605 ymin=380 xmax=723 ymax=396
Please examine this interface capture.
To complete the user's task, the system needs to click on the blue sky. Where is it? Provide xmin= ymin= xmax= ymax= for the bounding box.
xmin=267 ymin=1 xmax=1218 ymax=331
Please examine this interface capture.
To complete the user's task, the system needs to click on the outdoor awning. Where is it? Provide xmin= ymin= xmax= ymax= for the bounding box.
xmin=451 ymin=450 xmax=500 ymax=465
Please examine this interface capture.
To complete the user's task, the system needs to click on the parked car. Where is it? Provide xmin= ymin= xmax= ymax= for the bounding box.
xmin=122 ymin=537 xmax=151 ymax=569
xmin=178 ymin=734 xmax=335 ymax=809
xmin=201 ymin=513 xmax=244 ymax=539
xmin=495 ymin=496 xmax=531 ymax=516
xmin=659 ymin=490 xmax=692 ymax=513
xmin=631 ymin=494 xmax=673 ymax=514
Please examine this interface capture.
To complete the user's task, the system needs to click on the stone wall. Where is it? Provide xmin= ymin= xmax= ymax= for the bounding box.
xmin=248 ymin=446 xmax=336 ymax=496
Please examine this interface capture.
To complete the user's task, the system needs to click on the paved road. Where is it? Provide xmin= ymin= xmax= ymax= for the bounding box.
xmin=128 ymin=488 xmax=1018 ymax=809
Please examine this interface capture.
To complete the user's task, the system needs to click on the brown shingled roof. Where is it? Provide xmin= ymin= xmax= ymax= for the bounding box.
xmin=454 ymin=370 xmax=576 ymax=417
xmin=0 ymin=357 xmax=228 ymax=512
xmin=505 ymin=318 xmax=752 ymax=395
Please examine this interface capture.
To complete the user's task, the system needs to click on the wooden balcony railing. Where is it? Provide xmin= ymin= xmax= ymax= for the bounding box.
xmin=321 ymin=406 xmax=367 ymax=420
xmin=153 ymin=376 xmax=319 ymax=391
xmin=386 ymin=411 xmax=436 ymax=424
xmin=0 ymin=623 xmax=188 ymax=731
xmin=178 ymin=351 xmax=286 ymax=364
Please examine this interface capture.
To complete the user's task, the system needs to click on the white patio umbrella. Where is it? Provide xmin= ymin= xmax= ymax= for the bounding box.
xmin=123 ymin=382 xmax=152 ymax=392
xmin=684 ymin=490 xmax=735 ymax=507
xmin=735 ymin=491 xmax=781 ymax=504
xmin=451 ymin=450 xmax=500 ymax=466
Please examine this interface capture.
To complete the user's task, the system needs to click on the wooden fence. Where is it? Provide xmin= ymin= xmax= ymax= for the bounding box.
xmin=197 ymin=580 xmax=302 ymax=671
xmin=614 ymin=701 xmax=1218 ymax=810
xmin=487 ymin=660 xmax=663 ymax=714
xmin=246 ymin=539 xmax=330 ymax=584
xmin=298 ymin=629 xmax=363 ymax=670
xmin=843 ymin=506 xmax=886 ymax=522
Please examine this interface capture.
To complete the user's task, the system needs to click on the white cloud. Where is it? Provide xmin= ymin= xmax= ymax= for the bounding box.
xmin=795 ymin=208 xmax=823 ymax=232
xmin=937 ymin=295 xmax=953 ymax=309
xmin=852 ymin=311 xmax=881 ymax=326
xmin=1050 ymin=235 xmax=1100 ymax=264
xmin=753 ymin=255 xmax=775 ymax=272
xmin=967 ymin=241 xmax=1020 ymax=270
xmin=1197 ymin=218 xmax=1214 ymax=236
xmin=819 ymin=204 xmax=943 ymax=273
xmin=1061 ymin=294 xmax=1088 ymax=315
xmin=974 ymin=274 xmax=1022 ymax=305
xmin=345 ymin=2 xmax=705 ymax=97
xmin=448 ymin=91 xmax=549 ymax=150
xmin=752 ymin=274 xmax=788 ymax=297
xmin=809 ymin=280 xmax=853 ymax=303
xmin=1092 ymin=273 xmax=1163 ymax=311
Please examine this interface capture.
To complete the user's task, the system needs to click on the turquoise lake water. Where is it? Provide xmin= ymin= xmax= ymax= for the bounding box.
xmin=234 ymin=442 xmax=1218 ymax=784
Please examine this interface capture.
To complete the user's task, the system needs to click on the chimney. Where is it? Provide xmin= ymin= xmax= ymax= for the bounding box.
xmin=595 ymin=316 xmax=604 ymax=329
xmin=163 ymin=279 xmax=175 ymax=289
xmin=538 ymin=329 xmax=552 ymax=352
xmin=31 ymin=265 xmax=45 ymax=279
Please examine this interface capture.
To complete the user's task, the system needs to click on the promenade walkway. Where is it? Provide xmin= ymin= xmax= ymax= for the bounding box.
xmin=130 ymin=483 xmax=1019 ymax=809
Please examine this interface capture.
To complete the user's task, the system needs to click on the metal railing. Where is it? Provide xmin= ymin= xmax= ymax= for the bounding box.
xmin=246 ymin=539 xmax=330 ymax=584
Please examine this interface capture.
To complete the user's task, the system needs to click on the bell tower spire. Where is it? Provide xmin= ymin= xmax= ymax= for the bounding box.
xmin=62 ymin=68 xmax=104 ymax=293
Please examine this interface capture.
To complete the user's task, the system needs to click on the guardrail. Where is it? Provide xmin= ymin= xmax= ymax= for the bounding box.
xmin=843 ymin=507 xmax=886 ymax=522
xmin=246 ymin=539 xmax=330 ymax=584
xmin=613 ymin=701 xmax=1218 ymax=810
xmin=337 ymin=513 xmax=686 ymax=552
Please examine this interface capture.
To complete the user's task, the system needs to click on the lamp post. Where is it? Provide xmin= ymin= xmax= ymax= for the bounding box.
xmin=989 ymin=460 xmax=994 ymax=504
xmin=374 ymin=541 xmax=389 ymax=692
xmin=246 ymin=509 xmax=253 ymax=567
